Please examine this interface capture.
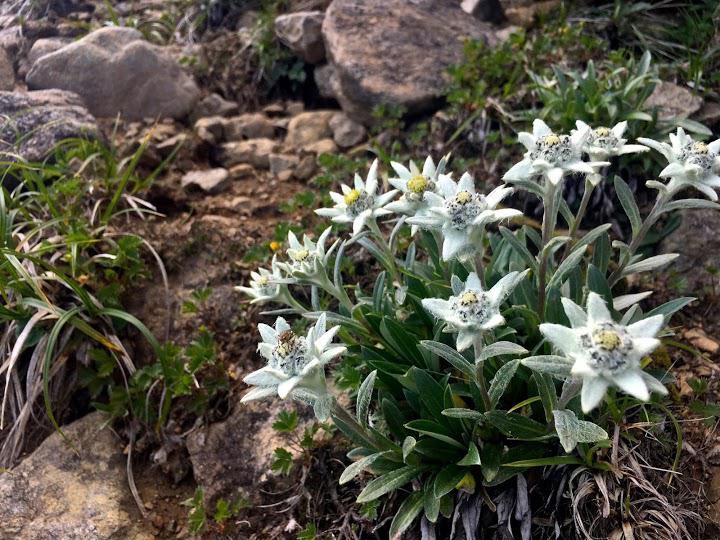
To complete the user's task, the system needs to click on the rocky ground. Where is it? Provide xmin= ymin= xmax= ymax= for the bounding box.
xmin=1 ymin=0 xmax=720 ymax=539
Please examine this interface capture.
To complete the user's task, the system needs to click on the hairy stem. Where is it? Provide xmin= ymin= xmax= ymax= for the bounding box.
xmin=473 ymin=337 xmax=493 ymax=412
xmin=537 ymin=181 xmax=559 ymax=318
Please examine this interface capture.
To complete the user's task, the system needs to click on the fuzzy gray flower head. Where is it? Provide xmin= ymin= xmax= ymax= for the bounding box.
xmin=386 ymin=154 xmax=451 ymax=226
xmin=539 ymin=293 xmax=667 ymax=413
xmin=407 ymin=173 xmax=522 ymax=260
xmin=315 ymin=159 xmax=398 ymax=236
xmin=575 ymin=120 xmax=648 ymax=163
xmin=504 ymin=119 xmax=609 ymax=185
xmin=241 ymin=313 xmax=346 ymax=420
xmin=276 ymin=227 xmax=335 ymax=283
xmin=638 ymin=128 xmax=720 ymax=200
xmin=235 ymin=255 xmax=283 ymax=304
xmin=422 ymin=271 xmax=529 ymax=351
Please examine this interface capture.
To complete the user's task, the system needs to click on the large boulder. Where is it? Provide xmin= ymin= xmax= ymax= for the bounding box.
xmin=0 ymin=47 xmax=13 ymax=90
xmin=26 ymin=27 xmax=200 ymax=120
xmin=0 ymin=412 xmax=153 ymax=540
xmin=0 ymin=89 xmax=100 ymax=162
xmin=274 ymin=11 xmax=325 ymax=64
xmin=321 ymin=0 xmax=501 ymax=123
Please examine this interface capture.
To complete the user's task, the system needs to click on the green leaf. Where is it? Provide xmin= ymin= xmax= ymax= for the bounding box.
xmin=488 ymin=359 xmax=520 ymax=407
xmin=433 ymin=465 xmax=466 ymax=498
xmin=271 ymin=448 xmax=294 ymax=475
xmin=357 ymin=370 xmax=377 ymax=427
xmin=476 ymin=341 xmax=528 ymax=362
xmin=623 ymin=253 xmax=679 ymax=275
xmin=675 ymin=117 xmax=711 ymax=136
xmin=614 ymin=176 xmax=641 ymax=236
xmin=420 ymin=340 xmax=475 ymax=378
xmin=457 ymin=441 xmax=481 ymax=466
xmin=413 ymin=368 xmax=447 ymax=423
xmin=356 ymin=465 xmax=425 ymax=503
xmin=389 ymin=491 xmax=424 ymax=540
xmin=441 ymin=408 xmax=484 ymax=420
xmin=521 ymin=355 xmax=573 ymax=378
xmin=423 ymin=482 xmax=441 ymax=523
xmin=587 ymin=264 xmax=613 ymax=306
xmin=499 ymin=227 xmax=538 ymax=272
xmin=553 ymin=409 xmax=609 ymax=453
xmin=663 ymin=199 xmax=720 ymax=213
xmin=404 ymin=420 xmax=465 ymax=449
xmin=547 ymin=245 xmax=587 ymax=291
xmin=372 ymin=271 xmax=386 ymax=312
xmin=503 ymin=456 xmax=583 ymax=467
xmin=645 ymin=297 xmax=695 ymax=322
xmin=534 ymin=373 xmax=558 ymax=423
xmin=402 ymin=436 xmax=416 ymax=462
xmin=272 ymin=410 xmax=299 ymax=433
xmin=484 ymin=411 xmax=548 ymax=439
xmin=481 ymin=442 xmax=502 ymax=482
xmin=340 ymin=451 xmax=387 ymax=485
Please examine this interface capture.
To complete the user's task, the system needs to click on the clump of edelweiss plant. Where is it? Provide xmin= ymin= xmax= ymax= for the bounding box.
xmin=237 ymin=119 xmax=715 ymax=538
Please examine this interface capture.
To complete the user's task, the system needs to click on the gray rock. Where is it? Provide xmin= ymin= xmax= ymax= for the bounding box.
xmin=0 ymin=46 xmax=13 ymax=90
xmin=26 ymin=37 xmax=71 ymax=67
xmin=294 ymin=154 xmax=317 ymax=180
xmin=329 ymin=111 xmax=366 ymax=148
xmin=269 ymin=153 xmax=299 ymax=181
xmin=194 ymin=115 xmax=227 ymax=145
xmin=0 ymin=89 xmax=100 ymax=162
xmin=303 ymin=138 xmax=337 ymax=155
xmin=181 ymin=168 xmax=230 ymax=194
xmin=646 ymin=81 xmax=703 ymax=122
xmin=661 ymin=208 xmax=720 ymax=294
xmin=274 ymin=11 xmax=325 ymax=64
xmin=461 ymin=0 xmax=506 ymax=23
xmin=313 ymin=63 xmax=338 ymax=100
xmin=223 ymin=112 xmax=275 ymax=140
xmin=26 ymin=27 xmax=200 ymax=120
xmin=217 ymin=138 xmax=278 ymax=168
xmin=322 ymin=0 xmax=502 ymax=123
xmin=285 ymin=110 xmax=335 ymax=148
xmin=0 ymin=412 xmax=153 ymax=540
xmin=189 ymin=92 xmax=238 ymax=123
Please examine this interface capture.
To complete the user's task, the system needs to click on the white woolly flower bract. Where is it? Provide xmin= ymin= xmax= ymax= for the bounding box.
xmin=276 ymin=227 xmax=335 ymax=284
xmin=235 ymin=255 xmax=283 ymax=304
xmin=503 ymin=119 xmax=609 ymax=185
xmin=638 ymin=128 xmax=720 ymax=201
xmin=422 ymin=270 xmax=529 ymax=351
xmin=241 ymin=313 xmax=346 ymax=420
xmin=407 ymin=173 xmax=522 ymax=261
xmin=315 ymin=159 xmax=398 ymax=236
xmin=539 ymin=292 xmax=667 ymax=413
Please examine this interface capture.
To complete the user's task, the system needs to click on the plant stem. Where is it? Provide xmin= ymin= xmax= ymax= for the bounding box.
xmin=537 ymin=180 xmax=559 ymax=318
xmin=367 ymin=219 xmax=400 ymax=287
xmin=473 ymin=337 xmax=493 ymax=412
xmin=608 ymin=192 xmax=668 ymax=287
xmin=569 ymin=178 xmax=595 ymax=241
xmin=473 ymin=232 xmax=486 ymax=287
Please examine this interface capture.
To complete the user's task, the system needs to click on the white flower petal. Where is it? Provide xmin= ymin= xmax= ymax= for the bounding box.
xmin=586 ymin=292 xmax=612 ymax=324
xmin=241 ymin=386 xmax=277 ymax=403
xmin=278 ymin=377 xmax=301 ymax=399
xmin=612 ymin=370 xmax=649 ymax=401
xmin=442 ymin=228 xmax=469 ymax=260
xmin=561 ymin=298 xmax=588 ymax=328
xmin=533 ymin=119 xmax=552 ymax=138
xmin=581 ymin=377 xmax=608 ymax=413
xmin=539 ymin=323 xmax=579 ymax=356
xmin=627 ymin=315 xmax=664 ymax=338
xmin=456 ymin=330 xmax=475 ymax=352
xmin=422 ymin=298 xmax=451 ymax=319
xmin=480 ymin=313 xmax=505 ymax=330
xmin=258 ymin=323 xmax=277 ymax=344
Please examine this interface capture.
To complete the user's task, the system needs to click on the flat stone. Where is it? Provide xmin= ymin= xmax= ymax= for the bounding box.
xmin=0 ymin=412 xmax=153 ymax=540
xmin=217 ymin=138 xmax=278 ymax=168
xmin=646 ymin=81 xmax=703 ymax=121
xmin=0 ymin=89 xmax=100 ymax=162
xmin=322 ymin=0 xmax=502 ymax=123
xmin=223 ymin=112 xmax=275 ymax=140
xmin=26 ymin=37 xmax=72 ymax=67
xmin=181 ymin=168 xmax=230 ymax=194
xmin=285 ymin=110 xmax=335 ymax=148
xmin=189 ymin=92 xmax=238 ymax=123
xmin=194 ymin=115 xmax=227 ymax=144
xmin=26 ymin=27 xmax=200 ymax=120
xmin=0 ymin=47 xmax=13 ymax=90
xmin=269 ymin=153 xmax=299 ymax=181
xmin=329 ymin=111 xmax=366 ymax=148
xmin=294 ymin=154 xmax=317 ymax=180
xmin=229 ymin=163 xmax=255 ymax=178
xmin=303 ymin=138 xmax=337 ymax=155
xmin=274 ymin=11 xmax=325 ymax=64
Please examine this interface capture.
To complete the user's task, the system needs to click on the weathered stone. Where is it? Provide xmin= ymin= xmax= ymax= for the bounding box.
xmin=189 ymin=92 xmax=238 ymax=123
xmin=694 ymin=101 xmax=720 ymax=126
xmin=285 ymin=110 xmax=335 ymax=148
xmin=313 ymin=63 xmax=337 ymax=99
xmin=26 ymin=27 xmax=200 ymax=120
xmin=294 ymin=154 xmax=317 ymax=180
xmin=646 ymin=81 xmax=703 ymax=121
xmin=181 ymin=168 xmax=230 ymax=194
xmin=303 ymin=138 xmax=337 ymax=155
xmin=229 ymin=163 xmax=255 ymax=179
xmin=274 ymin=11 xmax=325 ymax=64
xmin=661 ymin=209 xmax=720 ymax=294
xmin=461 ymin=0 xmax=506 ymax=23
xmin=329 ymin=111 xmax=366 ymax=148
xmin=0 ymin=412 xmax=153 ymax=540
xmin=217 ymin=138 xmax=278 ymax=168
xmin=194 ymin=116 xmax=227 ymax=145
xmin=286 ymin=101 xmax=305 ymax=116
xmin=269 ymin=153 xmax=299 ymax=181
xmin=224 ymin=112 xmax=275 ymax=140
xmin=26 ymin=37 xmax=72 ymax=67
xmin=322 ymin=0 xmax=501 ymax=123
xmin=0 ymin=47 xmax=13 ymax=90
xmin=0 ymin=89 xmax=99 ymax=162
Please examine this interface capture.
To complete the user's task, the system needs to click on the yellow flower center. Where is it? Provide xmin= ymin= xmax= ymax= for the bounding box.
xmin=455 ymin=191 xmax=473 ymax=205
xmin=542 ymin=134 xmax=561 ymax=146
xmin=460 ymin=291 xmax=479 ymax=306
xmin=291 ymin=248 xmax=310 ymax=262
xmin=407 ymin=175 xmax=429 ymax=194
xmin=594 ymin=127 xmax=610 ymax=137
xmin=593 ymin=330 xmax=622 ymax=351
xmin=257 ymin=276 xmax=269 ymax=286
xmin=269 ymin=241 xmax=281 ymax=252
xmin=693 ymin=142 xmax=709 ymax=154
xmin=344 ymin=189 xmax=361 ymax=206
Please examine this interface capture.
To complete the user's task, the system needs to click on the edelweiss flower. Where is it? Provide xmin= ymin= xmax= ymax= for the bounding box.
xmin=422 ymin=271 xmax=528 ymax=351
xmin=539 ymin=293 xmax=667 ymax=413
xmin=276 ymin=227 xmax=335 ymax=283
xmin=235 ymin=255 xmax=283 ymax=304
xmin=385 ymin=154 xmax=451 ymax=230
xmin=504 ymin=119 xmax=609 ymax=185
xmin=407 ymin=173 xmax=521 ymax=260
xmin=315 ymin=159 xmax=398 ymax=236
xmin=638 ymin=128 xmax=720 ymax=200
xmin=241 ymin=314 xmax=346 ymax=420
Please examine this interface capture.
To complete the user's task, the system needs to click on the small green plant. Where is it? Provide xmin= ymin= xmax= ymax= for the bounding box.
xmin=269 ymin=409 xmax=334 ymax=477
xmin=183 ymin=486 xmax=250 ymax=535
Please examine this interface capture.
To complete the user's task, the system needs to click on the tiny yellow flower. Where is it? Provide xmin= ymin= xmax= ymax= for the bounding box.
xmin=455 ymin=190 xmax=473 ymax=204
xmin=407 ymin=175 xmax=429 ymax=194
xmin=593 ymin=329 xmax=622 ymax=351
xmin=543 ymin=134 xmax=561 ymax=146
xmin=344 ymin=189 xmax=361 ymax=206
xmin=594 ymin=127 xmax=610 ymax=137
xmin=269 ymin=241 xmax=281 ymax=252
xmin=460 ymin=291 xmax=479 ymax=306
xmin=693 ymin=141 xmax=709 ymax=154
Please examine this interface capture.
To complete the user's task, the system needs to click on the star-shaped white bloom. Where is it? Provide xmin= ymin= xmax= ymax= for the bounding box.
xmin=503 ymin=119 xmax=609 ymax=185
xmin=539 ymin=293 xmax=668 ymax=413
xmin=315 ymin=159 xmax=398 ymax=236
xmin=276 ymin=227 xmax=335 ymax=284
xmin=385 ymin=154 xmax=451 ymax=232
xmin=241 ymin=313 xmax=346 ymax=420
xmin=638 ymin=128 xmax=720 ymax=200
xmin=407 ymin=173 xmax=522 ymax=260
xmin=422 ymin=271 xmax=528 ymax=351
xmin=235 ymin=255 xmax=284 ymax=304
